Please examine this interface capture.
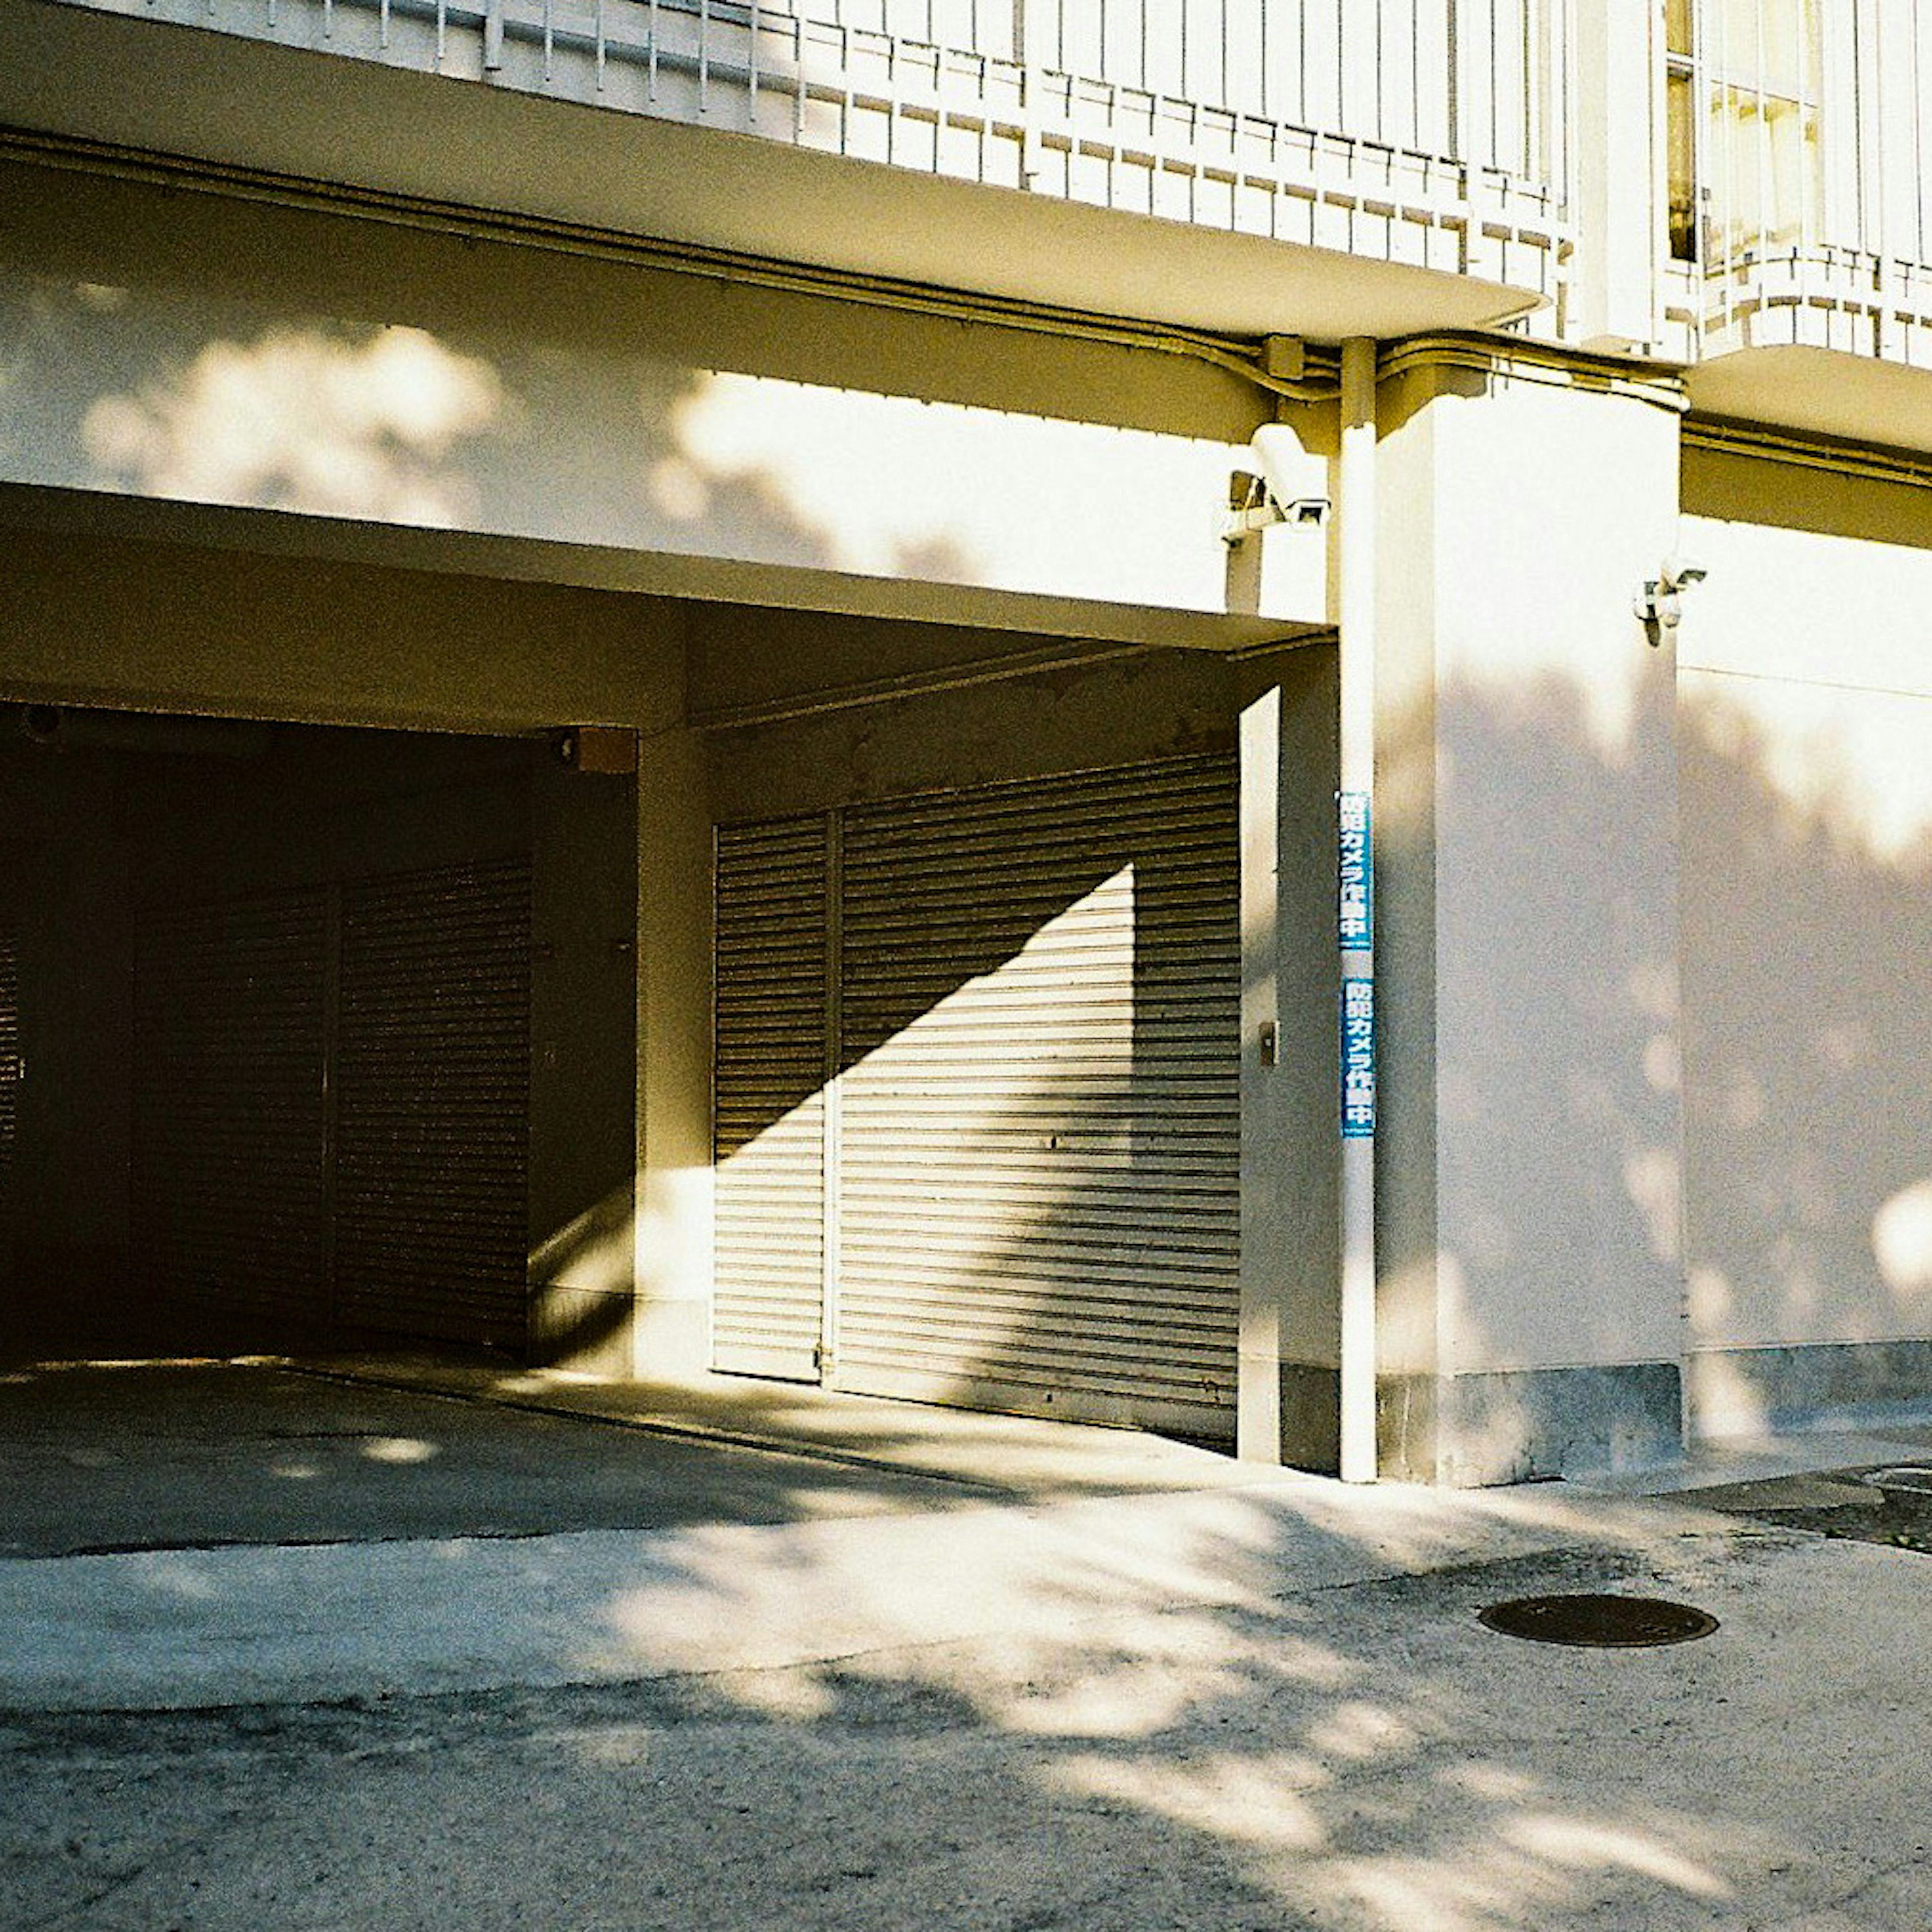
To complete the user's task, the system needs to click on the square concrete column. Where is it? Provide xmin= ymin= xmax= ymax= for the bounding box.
xmin=630 ymin=720 xmax=716 ymax=1378
xmin=1238 ymin=646 xmax=1342 ymax=1469
xmin=1372 ymin=346 xmax=1688 ymax=1485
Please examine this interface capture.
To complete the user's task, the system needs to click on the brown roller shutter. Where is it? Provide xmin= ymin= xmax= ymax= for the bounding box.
xmin=132 ymin=859 xmax=531 ymax=1350
xmin=131 ymin=888 xmax=332 ymax=1329
xmin=0 ymin=920 xmax=19 ymax=1294
xmin=333 ymin=858 xmax=531 ymax=1350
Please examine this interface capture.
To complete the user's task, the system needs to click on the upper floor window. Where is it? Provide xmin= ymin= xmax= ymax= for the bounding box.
xmin=1670 ymin=0 xmax=1822 ymax=266
xmin=1667 ymin=1 xmax=1700 ymax=260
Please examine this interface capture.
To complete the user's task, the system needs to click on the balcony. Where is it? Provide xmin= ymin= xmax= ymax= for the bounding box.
xmin=8 ymin=0 xmax=1569 ymax=337
xmin=1675 ymin=0 xmax=1932 ymax=448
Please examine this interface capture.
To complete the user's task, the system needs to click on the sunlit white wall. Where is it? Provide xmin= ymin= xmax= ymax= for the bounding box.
xmin=1376 ymin=354 xmax=1685 ymax=1459
xmin=1679 ymin=487 xmax=1932 ymax=1420
xmin=0 ymin=160 xmax=1301 ymax=636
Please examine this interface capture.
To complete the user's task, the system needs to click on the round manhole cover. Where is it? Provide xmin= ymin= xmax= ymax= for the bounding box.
xmin=1477 ymin=1593 xmax=1719 ymax=1648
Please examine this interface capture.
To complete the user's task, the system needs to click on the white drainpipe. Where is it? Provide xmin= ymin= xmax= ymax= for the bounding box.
xmin=1337 ymin=337 xmax=1379 ymax=1484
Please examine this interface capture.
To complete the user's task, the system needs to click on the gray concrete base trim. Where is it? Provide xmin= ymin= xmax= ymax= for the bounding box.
xmin=528 ymin=1285 xmax=634 ymax=1377
xmin=1689 ymin=1337 xmax=1932 ymax=1437
xmin=1279 ymin=1363 xmax=1341 ymax=1476
xmin=1380 ymin=1362 xmax=1683 ymax=1488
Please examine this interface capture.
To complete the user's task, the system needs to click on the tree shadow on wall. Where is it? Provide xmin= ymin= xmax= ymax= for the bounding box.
xmin=1677 ymin=672 xmax=1932 ymax=1430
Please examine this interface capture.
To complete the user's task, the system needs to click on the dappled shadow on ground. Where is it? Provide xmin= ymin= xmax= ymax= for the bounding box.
xmin=0 ymin=1358 xmax=983 ymax=1558
xmin=6 ymin=1354 xmax=1925 ymax=1929
xmin=8 ymin=1466 xmax=1920 ymax=1932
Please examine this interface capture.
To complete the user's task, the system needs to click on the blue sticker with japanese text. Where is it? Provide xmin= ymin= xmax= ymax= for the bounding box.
xmin=1340 ymin=977 xmax=1376 ymax=1140
xmin=1338 ymin=791 xmax=1373 ymax=951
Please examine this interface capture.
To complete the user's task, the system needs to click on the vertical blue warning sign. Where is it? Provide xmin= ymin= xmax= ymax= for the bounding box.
xmin=1341 ymin=978 xmax=1376 ymax=1139
xmin=1338 ymin=791 xmax=1372 ymax=951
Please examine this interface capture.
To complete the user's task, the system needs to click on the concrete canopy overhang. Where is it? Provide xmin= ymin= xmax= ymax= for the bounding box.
xmin=0 ymin=482 xmax=1320 ymax=695
xmin=1685 ymin=345 xmax=1932 ymax=458
xmin=5 ymin=0 xmax=1543 ymax=344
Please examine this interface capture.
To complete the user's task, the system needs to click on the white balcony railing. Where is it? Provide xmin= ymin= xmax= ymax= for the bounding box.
xmin=50 ymin=0 xmax=1572 ymax=304
xmin=1688 ymin=0 xmax=1932 ymax=369
xmin=799 ymin=0 xmax=1563 ymax=186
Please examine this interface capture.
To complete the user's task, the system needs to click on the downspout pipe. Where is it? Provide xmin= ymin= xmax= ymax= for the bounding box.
xmin=1337 ymin=337 xmax=1379 ymax=1484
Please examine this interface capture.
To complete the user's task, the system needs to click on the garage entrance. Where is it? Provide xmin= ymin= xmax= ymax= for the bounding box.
xmin=0 ymin=704 xmax=635 ymax=1364
xmin=132 ymin=857 xmax=532 ymax=1350
xmin=713 ymin=754 xmax=1241 ymax=1444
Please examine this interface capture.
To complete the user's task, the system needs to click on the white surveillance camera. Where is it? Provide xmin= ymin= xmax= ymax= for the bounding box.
xmin=1633 ymin=583 xmax=1682 ymax=629
xmin=1223 ymin=427 xmax=1332 ymax=544
xmin=1659 ymin=551 xmax=1707 ymax=594
xmin=1636 ymin=547 xmax=1710 ymax=636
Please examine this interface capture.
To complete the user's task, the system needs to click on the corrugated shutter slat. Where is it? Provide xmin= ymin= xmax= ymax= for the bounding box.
xmin=132 ymin=888 xmax=332 ymax=1325
xmin=712 ymin=817 xmax=827 ymax=1380
xmin=711 ymin=755 xmax=1239 ymax=1441
xmin=333 ymin=857 xmax=531 ymax=1349
xmin=836 ymin=757 xmax=1239 ymax=1437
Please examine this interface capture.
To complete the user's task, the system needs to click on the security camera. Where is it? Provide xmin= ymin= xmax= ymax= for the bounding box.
xmin=1633 ymin=583 xmax=1681 ymax=630
xmin=1248 ymin=425 xmax=1321 ymax=510
xmin=1222 ymin=490 xmax=1330 ymax=545
xmin=1223 ymin=425 xmax=1333 ymax=543
xmin=1659 ymin=551 xmax=1707 ymax=594
xmin=1635 ymin=548 xmax=1710 ymax=637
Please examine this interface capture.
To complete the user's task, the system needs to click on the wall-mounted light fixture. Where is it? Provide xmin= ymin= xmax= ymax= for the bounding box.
xmin=1634 ymin=549 xmax=1708 ymax=641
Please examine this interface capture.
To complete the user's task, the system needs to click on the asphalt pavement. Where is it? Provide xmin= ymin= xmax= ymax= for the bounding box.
xmin=4 ymin=1355 xmax=1930 ymax=1930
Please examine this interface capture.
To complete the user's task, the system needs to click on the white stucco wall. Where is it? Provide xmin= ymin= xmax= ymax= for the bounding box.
xmin=1679 ymin=474 xmax=1932 ymax=1400
xmin=1377 ymin=357 xmax=1686 ymax=1390
xmin=0 ymin=156 xmax=1325 ymax=638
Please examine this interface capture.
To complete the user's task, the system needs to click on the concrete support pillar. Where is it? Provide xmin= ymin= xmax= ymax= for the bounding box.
xmin=1238 ymin=646 xmax=1342 ymax=1470
xmin=527 ymin=746 xmax=645 ymax=1374
xmin=631 ymin=720 xmax=717 ymax=1378
xmin=1573 ymin=0 xmax=1661 ymax=352
xmin=1373 ymin=346 xmax=1688 ymax=1485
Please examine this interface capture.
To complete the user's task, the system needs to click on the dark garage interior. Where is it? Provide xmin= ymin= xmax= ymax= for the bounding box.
xmin=0 ymin=702 xmax=637 ymax=1367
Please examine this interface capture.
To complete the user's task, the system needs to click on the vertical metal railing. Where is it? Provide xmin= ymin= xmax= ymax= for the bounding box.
xmin=200 ymin=0 xmax=1565 ymax=193
xmin=1701 ymin=0 xmax=1932 ymax=272
xmin=792 ymin=0 xmax=1561 ymax=181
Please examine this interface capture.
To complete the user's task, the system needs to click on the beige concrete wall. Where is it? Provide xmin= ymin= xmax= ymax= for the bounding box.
xmin=1237 ymin=645 xmax=1344 ymax=1468
xmin=0 ymin=156 xmax=1305 ymax=638
xmin=528 ymin=755 xmax=642 ymax=1372
xmin=706 ymin=631 xmax=1246 ymax=824
xmin=1680 ymin=447 xmax=1932 ymax=1431
xmin=0 ymin=524 xmax=685 ymax=734
xmin=1375 ymin=351 xmax=1686 ymax=1480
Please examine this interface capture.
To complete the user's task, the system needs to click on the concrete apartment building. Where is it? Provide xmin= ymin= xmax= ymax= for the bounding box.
xmin=1 ymin=0 xmax=1929 ymax=1484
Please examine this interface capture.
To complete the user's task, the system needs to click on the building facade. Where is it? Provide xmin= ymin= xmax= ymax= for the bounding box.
xmin=2 ymin=0 xmax=1929 ymax=1481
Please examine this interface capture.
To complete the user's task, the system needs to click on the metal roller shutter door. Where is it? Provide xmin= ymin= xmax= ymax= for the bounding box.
xmin=838 ymin=759 xmax=1240 ymax=1438
xmin=0 ymin=921 xmax=20 ymax=1292
xmin=131 ymin=860 xmax=530 ymax=1347
xmin=131 ymin=888 xmax=332 ymax=1326
xmin=710 ymin=755 xmax=1240 ymax=1440
xmin=712 ymin=817 xmax=829 ymax=1380
xmin=333 ymin=858 xmax=532 ymax=1350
